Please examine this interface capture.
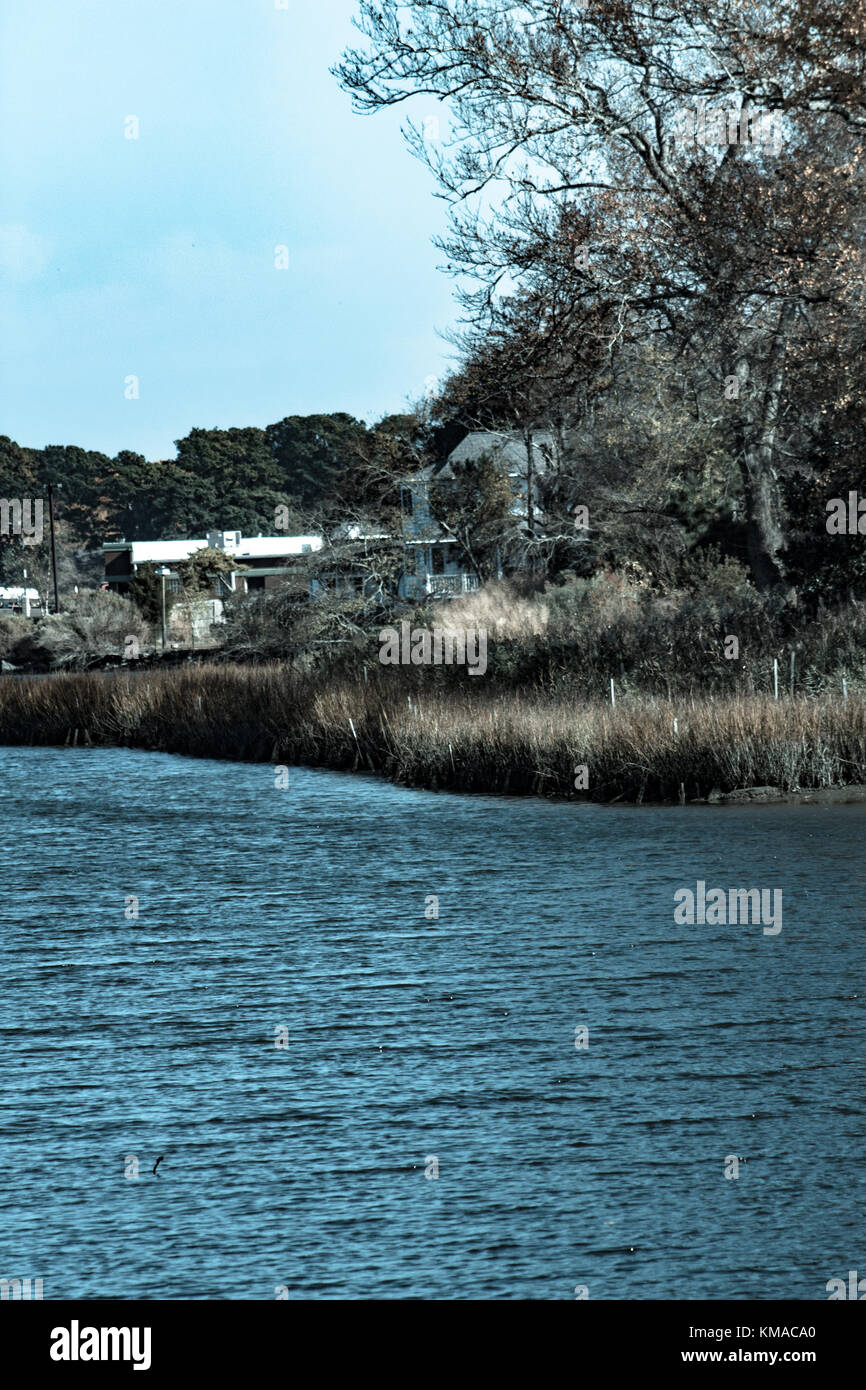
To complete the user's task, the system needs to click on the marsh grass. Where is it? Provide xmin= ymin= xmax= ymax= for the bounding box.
xmin=2 ymin=663 xmax=866 ymax=801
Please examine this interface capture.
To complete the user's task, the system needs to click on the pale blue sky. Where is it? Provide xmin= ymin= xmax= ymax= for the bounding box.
xmin=0 ymin=0 xmax=457 ymax=460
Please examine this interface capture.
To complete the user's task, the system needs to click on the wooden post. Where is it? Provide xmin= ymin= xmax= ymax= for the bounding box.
xmin=610 ymin=677 xmax=615 ymax=710
xmin=789 ymin=651 xmax=795 ymax=698
xmin=773 ymin=658 xmax=779 ymax=700
xmin=673 ymin=717 xmax=678 ymax=740
xmin=842 ymin=676 xmax=848 ymax=702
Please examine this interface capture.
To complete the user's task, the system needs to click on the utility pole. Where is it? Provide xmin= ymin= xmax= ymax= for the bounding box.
xmin=157 ymin=567 xmax=170 ymax=651
xmin=47 ymin=480 xmax=60 ymax=614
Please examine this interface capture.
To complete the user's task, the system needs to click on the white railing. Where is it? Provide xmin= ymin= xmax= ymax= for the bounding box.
xmin=424 ymin=573 xmax=479 ymax=597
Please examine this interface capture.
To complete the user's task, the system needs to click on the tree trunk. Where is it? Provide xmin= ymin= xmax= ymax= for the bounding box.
xmin=738 ymin=446 xmax=787 ymax=588
xmin=734 ymin=301 xmax=795 ymax=590
xmin=523 ymin=428 xmax=535 ymax=537
xmin=523 ymin=427 xmax=536 ymax=576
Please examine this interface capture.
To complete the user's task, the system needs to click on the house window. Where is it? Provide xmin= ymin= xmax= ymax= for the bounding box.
xmin=400 ymin=486 xmax=414 ymax=516
xmin=431 ymin=545 xmax=446 ymax=574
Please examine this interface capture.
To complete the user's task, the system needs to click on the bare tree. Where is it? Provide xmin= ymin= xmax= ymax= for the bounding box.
xmin=336 ymin=1 xmax=866 ymax=586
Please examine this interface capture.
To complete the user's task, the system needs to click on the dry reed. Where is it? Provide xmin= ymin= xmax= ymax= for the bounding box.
xmin=2 ymin=664 xmax=866 ymax=802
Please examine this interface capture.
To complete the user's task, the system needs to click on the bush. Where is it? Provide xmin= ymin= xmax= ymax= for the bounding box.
xmin=671 ymin=544 xmax=752 ymax=596
xmin=0 ymin=615 xmax=30 ymax=661
xmin=8 ymin=591 xmax=150 ymax=668
xmin=218 ymin=582 xmax=386 ymax=666
xmin=430 ymin=579 xmax=548 ymax=640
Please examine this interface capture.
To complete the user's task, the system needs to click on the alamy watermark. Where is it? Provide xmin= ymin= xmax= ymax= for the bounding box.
xmin=826 ymin=1270 xmax=866 ymax=1299
xmin=674 ymin=880 xmax=782 ymax=935
xmin=0 ymin=497 xmax=43 ymax=546
xmin=826 ymin=492 xmax=866 ymax=534
xmin=675 ymin=101 xmax=782 ymax=154
xmin=50 ymin=1322 xmax=151 ymax=1371
xmin=379 ymin=621 xmax=487 ymax=676
xmin=1 ymin=1276 xmax=43 ymax=1299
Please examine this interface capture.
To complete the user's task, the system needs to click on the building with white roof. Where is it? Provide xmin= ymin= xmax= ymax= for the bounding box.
xmin=0 ymin=586 xmax=43 ymax=615
xmin=103 ymin=529 xmax=323 ymax=597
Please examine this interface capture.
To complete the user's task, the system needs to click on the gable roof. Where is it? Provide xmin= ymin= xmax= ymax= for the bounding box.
xmin=444 ymin=430 xmax=554 ymax=476
xmin=400 ymin=430 xmax=555 ymax=489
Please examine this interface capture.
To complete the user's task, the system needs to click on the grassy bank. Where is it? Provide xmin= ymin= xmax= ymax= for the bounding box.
xmin=2 ymin=664 xmax=866 ymax=802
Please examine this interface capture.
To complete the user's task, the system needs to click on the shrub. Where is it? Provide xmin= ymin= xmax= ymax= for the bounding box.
xmin=430 ymin=580 xmax=549 ymax=640
xmin=8 ymin=591 xmax=150 ymax=668
xmin=0 ymin=615 xmax=29 ymax=661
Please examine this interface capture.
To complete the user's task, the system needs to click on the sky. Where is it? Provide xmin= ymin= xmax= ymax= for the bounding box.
xmin=0 ymin=0 xmax=459 ymax=461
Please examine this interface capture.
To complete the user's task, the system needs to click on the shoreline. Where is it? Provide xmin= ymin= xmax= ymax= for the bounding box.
xmin=2 ymin=663 xmax=866 ymax=807
xmin=4 ymin=735 xmax=866 ymax=807
xmin=702 ymin=783 xmax=866 ymax=807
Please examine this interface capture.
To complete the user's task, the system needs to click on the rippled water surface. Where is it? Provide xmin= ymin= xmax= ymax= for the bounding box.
xmin=1 ymin=746 xmax=863 ymax=1299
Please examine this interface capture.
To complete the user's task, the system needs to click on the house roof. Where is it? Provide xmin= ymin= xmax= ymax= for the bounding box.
xmin=103 ymin=535 xmax=323 ymax=564
xmin=329 ymin=523 xmax=391 ymax=542
xmin=400 ymin=431 xmax=555 ymax=488
xmin=445 ymin=430 xmax=554 ymax=476
xmin=232 ymin=535 xmax=322 ymax=558
xmin=125 ymin=540 xmax=208 ymax=564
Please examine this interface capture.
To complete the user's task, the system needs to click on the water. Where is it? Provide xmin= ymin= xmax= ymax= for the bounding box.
xmin=0 ymin=746 xmax=863 ymax=1300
